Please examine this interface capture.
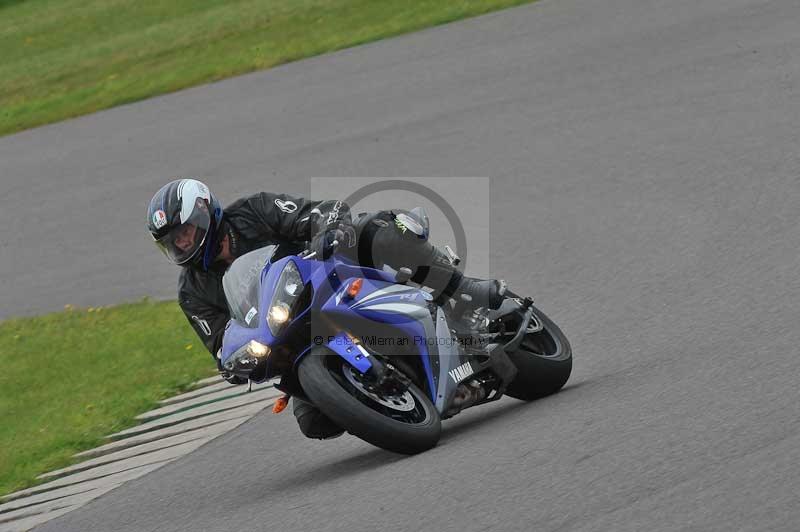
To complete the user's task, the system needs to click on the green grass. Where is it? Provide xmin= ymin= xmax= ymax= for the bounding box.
xmin=0 ymin=299 xmax=215 ymax=497
xmin=0 ymin=0 xmax=535 ymax=137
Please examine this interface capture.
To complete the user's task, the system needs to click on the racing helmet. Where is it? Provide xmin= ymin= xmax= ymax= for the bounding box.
xmin=146 ymin=179 xmax=223 ymax=270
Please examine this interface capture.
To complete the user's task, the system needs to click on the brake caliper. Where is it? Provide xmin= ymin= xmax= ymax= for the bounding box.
xmin=364 ymin=357 xmax=411 ymax=396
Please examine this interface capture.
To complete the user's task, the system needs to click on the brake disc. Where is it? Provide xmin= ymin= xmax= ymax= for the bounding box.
xmin=343 ymin=366 xmax=416 ymax=412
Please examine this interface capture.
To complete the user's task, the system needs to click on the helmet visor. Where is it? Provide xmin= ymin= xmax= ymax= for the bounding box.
xmin=155 ymin=198 xmax=211 ymax=265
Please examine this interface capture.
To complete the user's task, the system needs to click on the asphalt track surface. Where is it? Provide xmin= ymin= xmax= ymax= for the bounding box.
xmin=2 ymin=0 xmax=799 ymax=530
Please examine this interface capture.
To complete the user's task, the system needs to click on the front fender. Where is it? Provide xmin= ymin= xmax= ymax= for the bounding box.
xmin=294 ymin=332 xmax=374 ymax=374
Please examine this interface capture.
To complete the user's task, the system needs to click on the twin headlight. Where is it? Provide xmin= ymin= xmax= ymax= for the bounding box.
xmin=223 ymin=340 xmax=271 ymax=376
xmin=225 ymin=261 xmax=306 ymax=378
xmin=267 ymin=260 xmax=304 ymax=336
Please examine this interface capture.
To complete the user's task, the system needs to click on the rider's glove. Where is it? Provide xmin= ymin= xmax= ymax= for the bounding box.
xmin=221 ymin=371 xmax=248 ymax=385
xmin=309 ymin=221 xmax=355 ymax=259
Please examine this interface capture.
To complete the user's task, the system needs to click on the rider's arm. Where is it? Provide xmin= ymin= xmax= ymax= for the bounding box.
xmin=238 ymin=192 xmax=352 ymax=242
xmin=178 ymin=284 xmax=229 ymax=360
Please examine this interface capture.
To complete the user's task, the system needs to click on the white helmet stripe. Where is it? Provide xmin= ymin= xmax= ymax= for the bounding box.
xmin=178 ymin=179 xmax=211 ymax=223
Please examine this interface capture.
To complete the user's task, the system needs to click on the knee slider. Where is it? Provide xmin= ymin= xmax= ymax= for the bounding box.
xmin=294 ymin=406 xmax=344 ymax=440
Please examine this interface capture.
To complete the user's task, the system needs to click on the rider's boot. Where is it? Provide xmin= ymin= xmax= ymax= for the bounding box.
xmin=419 ymin=249 xmax=507 ymax=310
xmin=450 ymin=275 xmax=508 ymax=310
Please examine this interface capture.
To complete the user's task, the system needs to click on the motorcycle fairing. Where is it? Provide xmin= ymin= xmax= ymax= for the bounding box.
xmin=222 ymin=252 xmax=517 ymax=415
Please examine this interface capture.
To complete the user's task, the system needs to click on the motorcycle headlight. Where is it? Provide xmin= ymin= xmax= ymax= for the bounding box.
xmin=267 ymin=260 xmax=304 ymax=335
xmin=223 ymin=340 xmax=271 ymax=377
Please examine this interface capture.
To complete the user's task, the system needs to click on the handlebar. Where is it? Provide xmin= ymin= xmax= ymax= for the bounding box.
xmin=298 ymin=239 xmax=339 ymax=260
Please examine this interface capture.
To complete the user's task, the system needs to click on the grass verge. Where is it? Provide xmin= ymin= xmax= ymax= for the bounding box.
xmin=0 ymin=0 xmax=535 ymax=137
xmin=0 ymin=299 xmax=215 ymax=497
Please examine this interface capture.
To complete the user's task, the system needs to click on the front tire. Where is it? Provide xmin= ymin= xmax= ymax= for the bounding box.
xmin=504 ymin=305 xmax=572 ymax=401
xmin=297 ymin=347 xmax=441 ymax=454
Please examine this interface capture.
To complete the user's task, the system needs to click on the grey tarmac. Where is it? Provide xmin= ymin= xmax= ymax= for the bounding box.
xmin=0 ymin=0 xmax=797 ymax=530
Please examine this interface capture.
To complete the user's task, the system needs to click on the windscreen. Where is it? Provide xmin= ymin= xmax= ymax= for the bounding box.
xmin=222 ymin=246 xmax=277 ymax=328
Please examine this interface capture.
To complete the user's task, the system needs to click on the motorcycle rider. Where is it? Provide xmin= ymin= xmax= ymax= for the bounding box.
xmin=146 ymin=178 xmax=506 ymax=439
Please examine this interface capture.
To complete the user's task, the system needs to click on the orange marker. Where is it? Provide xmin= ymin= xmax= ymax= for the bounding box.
xmin=272 ymin=394 xmax=290 ymax=414
xmin=346 ymin=278 xmax=364 ymax=298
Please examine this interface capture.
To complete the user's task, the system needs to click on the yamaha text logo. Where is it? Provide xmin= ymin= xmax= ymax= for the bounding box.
xmin=449 ymin=361 xmax=475 ymax=383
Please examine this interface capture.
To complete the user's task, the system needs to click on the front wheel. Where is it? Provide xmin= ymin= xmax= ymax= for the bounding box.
xmin=297 ymin=347 xmax=441 ymax=454
xmin=504 ymin=305 xmax=572 ymax=401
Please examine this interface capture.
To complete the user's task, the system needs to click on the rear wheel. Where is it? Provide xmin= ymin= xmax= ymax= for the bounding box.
xmin=297 ymin=347 xmax=441 ymax=454
xmin=504 ymin=305 xmax=572 ymax=400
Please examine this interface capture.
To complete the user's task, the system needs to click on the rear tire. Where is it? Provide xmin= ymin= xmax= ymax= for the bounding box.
xmin=297 ymin=347 xmax=441 ymax=454
xmin=504 ymin=305 xmax=572 ymax=401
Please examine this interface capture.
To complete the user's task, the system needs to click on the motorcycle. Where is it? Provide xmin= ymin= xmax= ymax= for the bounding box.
xmin=219 ymin=229 xmax=572 ymax=455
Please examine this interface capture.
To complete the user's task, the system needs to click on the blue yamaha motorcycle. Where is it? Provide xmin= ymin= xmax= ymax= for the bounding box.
xmin=220 ymin=238 xmax=571 ymax=455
